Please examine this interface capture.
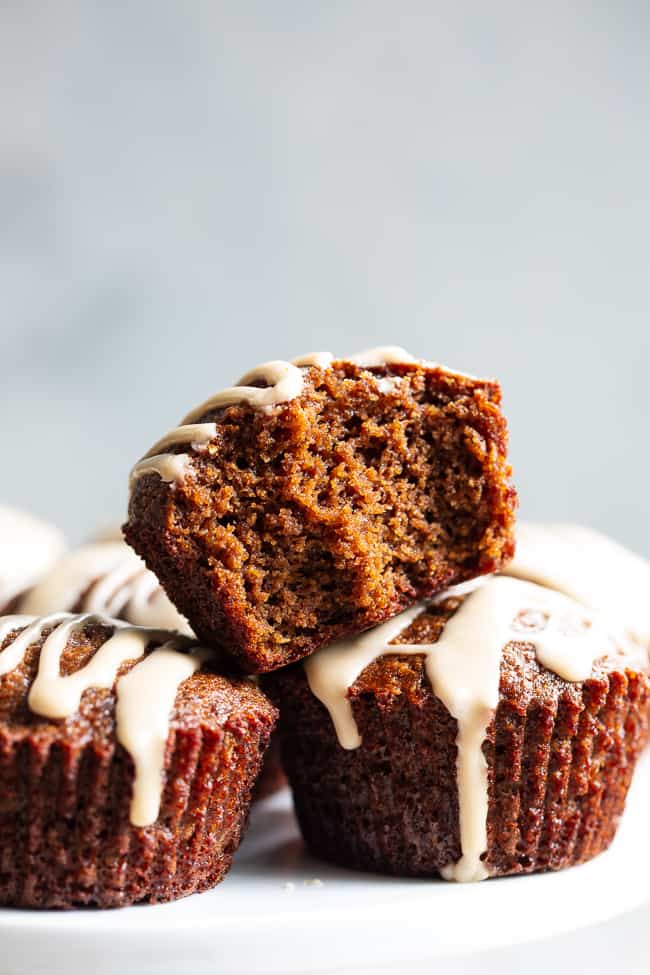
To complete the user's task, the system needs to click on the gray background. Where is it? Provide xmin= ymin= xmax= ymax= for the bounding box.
xmin=2 ymin=1 xmax=649 ymax=553
xmin=1 ymin=3 xmax=649 ymax=968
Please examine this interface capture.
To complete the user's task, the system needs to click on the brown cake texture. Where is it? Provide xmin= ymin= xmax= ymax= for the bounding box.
xmin=266 ymin=594 xmax=649 ymax=879
xmin=0 ymin=616 xmax=277 ymax=908
xmin=125 ymin=355 xmax=517 ymax=673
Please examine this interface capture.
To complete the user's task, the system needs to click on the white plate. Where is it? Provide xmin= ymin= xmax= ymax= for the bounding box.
xmin=3 ymin=752 xmax=650 ymax=975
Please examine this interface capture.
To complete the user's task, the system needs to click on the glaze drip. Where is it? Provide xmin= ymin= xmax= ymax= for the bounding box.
xmin=116 ymin=643 xmax=207 ymax=827
xmin=0 ymin=613 xmax=208 ymax=827
xmin=28 ymin=613 xmax=150 ymax=719
xmin=20 ymin=542 xmax=192 ymax=635
xmin=304 ymin=577 xmax=627 ymax=883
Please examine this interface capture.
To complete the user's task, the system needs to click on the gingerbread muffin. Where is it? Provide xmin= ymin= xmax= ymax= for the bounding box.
xmin=0 ymin=612 xmax=277 ymax=908
xmin=19 ymin=540 xmax=192 ymax=635
xmin=0 ymin=506 xmax=65 ymax=614
xmin=19 ymin=541 xmax=287 ymax=801
xmin=125 ymin=348 xmax=517 ymax=673
xmin=266 ymin=576 xmax=648 ymax=880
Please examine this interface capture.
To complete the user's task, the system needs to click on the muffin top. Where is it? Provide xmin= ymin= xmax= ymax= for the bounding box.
xmin=0 ymin=613 xmax=275 ymax=826
xmin=302 ymin=575 xmax=646 ymax=883
xmin=127 ymin=346 xmax=498 ymax=493
xmin=304 ymin=576 xmax=643 ymax=749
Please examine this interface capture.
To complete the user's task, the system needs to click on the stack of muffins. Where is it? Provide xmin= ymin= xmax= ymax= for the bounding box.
xmin=1 ymin=347 xmax=648 ymax=909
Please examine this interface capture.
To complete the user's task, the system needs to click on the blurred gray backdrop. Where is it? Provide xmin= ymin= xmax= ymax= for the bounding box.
xmin=1 ymin=1 xmax=649 ymax=551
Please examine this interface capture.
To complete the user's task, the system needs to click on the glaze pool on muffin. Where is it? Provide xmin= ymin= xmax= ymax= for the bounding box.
xmin=267 ymin=576 xmax=648 ymax=881
xmin=125 ymin=348 xmax=517 ymax=673
xmin=0 ymin=506 xmax=65 ymax=614
xmin=0 ymin=613 xmax=277 ymax=908
xmin=504 ymin=521 xmax=650 ymax=651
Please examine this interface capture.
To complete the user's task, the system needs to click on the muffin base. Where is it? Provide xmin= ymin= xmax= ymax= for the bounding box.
xmin=0 ymin=632 xmax=277 ymax=914
xmin=267 ymin=645 xmax=649 ymax=879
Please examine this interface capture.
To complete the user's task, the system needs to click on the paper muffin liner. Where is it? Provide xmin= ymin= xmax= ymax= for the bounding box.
xmin=0 ymin=709 xmax=275 ymax=908
xmin=485 ymin=660 xmax=648 ymax=875
xmin=267 ymin=653 xmax=649 ymax=879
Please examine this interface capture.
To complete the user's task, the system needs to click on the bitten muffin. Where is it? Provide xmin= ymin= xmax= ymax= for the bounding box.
xmin=0 ymin=506 xmax=65 ymax=613
xmin=0 ymin=612 xmax=277 ymax=908
xmin=125 ymin=348 xmax=517 ymax=673
xmin=266 ymin=576 xmax=649 ymax=881
xmin=19 ymin=540 xmax=192 ymax=635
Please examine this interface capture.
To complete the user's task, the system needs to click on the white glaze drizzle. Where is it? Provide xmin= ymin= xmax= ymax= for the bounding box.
xmin=304 ymin=606 xmax=423 ymax=749
xmin=0 ymin=613 xmax=207 ymax=827
xmin=304 ymin=576 xmax=628 ymax=883
xmin=116 ymin=642 xmax=208 ymax=827
xmin=129 ymin=347 xmax=416 ymax=492
xmin=292 ymin=352 xmax=335 ymax=369
xmin=138 ymin=423 xmax=219 ymax=460
xmin=129 ymin=360 xmax=307 ymax=489
xmin=0 ymin=613 xmax=71 ymax=676
xmin=349 ymin=346 xmax=479 ymax=381
xmin=0 ymin=506 xmax=65 ymax=611
xmin=128 ymin=424 xmax=218 ymax=490
xmin=28 ymin=613 xmax=149 ymax=719
xmin=504 ymin=522 xmax=650 ymax=650
xmin=128 ymin=347 xmax=486 ymax=493
xmin=181 ymin=360 xmax=306 ymax=425
xmin=130 ymin=452 xmax=194 ymax=489
xmin=348 ymin=346 xmax=417 ymax=367
xmin=19 ymin=542 xmax=193 ymax=636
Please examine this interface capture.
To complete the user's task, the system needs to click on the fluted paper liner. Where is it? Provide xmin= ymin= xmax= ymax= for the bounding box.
xmin=0 ymin=695 xmax=276 ymax=909
xmin=269 ymin=648 xmax=649 ymax=879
